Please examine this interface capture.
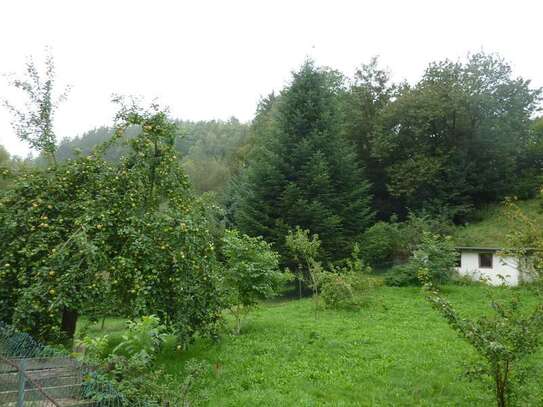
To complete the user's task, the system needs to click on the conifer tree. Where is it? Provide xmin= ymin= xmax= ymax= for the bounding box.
xmin=232 ymin=61 xmax=373 ymax=260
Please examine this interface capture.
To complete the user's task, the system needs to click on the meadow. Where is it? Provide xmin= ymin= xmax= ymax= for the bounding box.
xmin=81 ymin=285 xmax=543 ymax=406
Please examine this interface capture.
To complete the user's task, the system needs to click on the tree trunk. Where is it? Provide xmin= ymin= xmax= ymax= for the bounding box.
xmin=61 ymin=308 xmax=78 ymax=339
xmin=495 ymin=364 xmax=507 ymax=407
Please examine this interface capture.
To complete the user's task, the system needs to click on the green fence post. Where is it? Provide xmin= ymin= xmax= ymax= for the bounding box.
xmin=17 ymin=359 xmax=26 ymax=407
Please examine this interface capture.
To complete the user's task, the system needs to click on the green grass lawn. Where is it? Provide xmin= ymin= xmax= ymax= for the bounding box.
xmin=84 ymin=285 xmax=543 ymax=406
xmin=453 ymin=198 xmax=543 ymax=247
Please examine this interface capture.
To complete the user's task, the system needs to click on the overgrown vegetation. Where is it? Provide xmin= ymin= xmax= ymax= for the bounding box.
xmin=2 ymin=49 xmax=543 ymax=405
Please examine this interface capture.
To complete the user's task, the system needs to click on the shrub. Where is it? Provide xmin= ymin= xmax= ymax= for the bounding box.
xmin=384 ymin=232 xmax=457 ymax=287
xmin=384 ymin=263 xmax=420 ymax=287
xmin=78 ymin=315 xmax=168 ymax=364
xmin=78 ymin=315 xmax=183 ymax=405
xmin=411 ymin=232 xmax=457 ymax=285
xmin=397 ymin=212 xmax=454 ymax=259
xmin=320 ymin=273 xmax=356 ymax=309
xmin=222 ymin=229 xmax=287 ymax=334
xmin=320 ymin=247 xmax=375 ymax=309
xmin=285 ymin=226 xmax=321 ymax=298
xmin=110 ymin=315 xmax=167 ymax=359
xmin=359 ymin=222 xmax=400 ymax=268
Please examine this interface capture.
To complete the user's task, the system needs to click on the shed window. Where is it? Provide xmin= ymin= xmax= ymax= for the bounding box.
xmin=479 ymin=253 xmax=493 ymax=269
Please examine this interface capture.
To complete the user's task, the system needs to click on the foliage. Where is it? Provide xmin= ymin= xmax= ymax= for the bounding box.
xmin=13 ymin=52 xmax=543 ymax=229
xmin=319 ymin=272 xmax=356 ymax=309
xmin=384 ymin=263 xmax=421 ymax=287
xmin=285 ymin=227 xmax=321 ymax=266
xmin=319 ymin=250 xmax=373 ymax=309
xmin=385 ymin=232 xmax=457 ymax=286
xmin=180 ymin=118 xmax=253 ymax=197
xmin=359 ymin=221 xmax=401 ymax=267
xmin=232 ymin=60 xmax=374 ymax=260
xmin=285 ymin=227 xmax=321 ymax=297
xmin=110 ymin=315 xmax=168 ymax=359
xmin=221 ymin=229 xmax=286 ymax=334
xmin=411 ymin=232 xmax=458 ymax=285
xmin=46 ymin=118 xmax=252 ymax=198
xmin=79 ymin=315 xmax=167 ymax=363
xmin=78 ymin=315 xmax=197 ymax=406
xmin=342 ymin=57 xmax=398 ymax=218
xmin=0 ymin=145 xmax=17 ymax=190
xmin=2 ymin=51 xmax=69 ymax=164
xmin=420 ymin=270 xmax=543 ymax=407
xmin=0 ymin=100 xmax=224 ymax=344
xmin=344 ymin=52 xmax=542 ymax=221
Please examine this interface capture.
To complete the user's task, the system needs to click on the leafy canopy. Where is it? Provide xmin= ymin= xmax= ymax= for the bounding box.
xmin=0 ymin=100 xmax=224 ymax=343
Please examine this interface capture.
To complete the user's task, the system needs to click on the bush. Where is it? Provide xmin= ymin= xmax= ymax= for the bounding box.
xmin=320 ymin=249 xmax=375 ymax=309
xmin=222 ymin=229 xmax=287 ymax=334
xmin=384 ymin=264 xmax=420 ymax=287
xmin=77 ymin=315 xmax=183 ymax=405
xmin=411 ymin=232 xmax=457 ymax=285
xmin=320 ymin=273 xmax=356 ymax=309
xmin=78 ymin=315 xmax=169 ymax=363
xmin=359 ymin=222 xmax=400 ymax=268
xmin=384 ymin=232 xmax=457 ymax=287
xmin=397 ymin=212 xmax=454 ymax=259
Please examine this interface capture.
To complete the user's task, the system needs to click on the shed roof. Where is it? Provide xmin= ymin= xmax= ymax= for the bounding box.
xmin=456 ymin=246 xmax=536 ymax=253
xmin=456 ymin=246 xmax=502 ymax=252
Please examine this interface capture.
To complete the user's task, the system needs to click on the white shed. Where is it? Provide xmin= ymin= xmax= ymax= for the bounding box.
xmin=456 ymin=247 xmax=527 ymax=286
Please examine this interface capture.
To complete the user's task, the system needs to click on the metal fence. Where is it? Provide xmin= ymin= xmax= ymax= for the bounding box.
xmin=0 ymin=322 xmax=128 ymax=407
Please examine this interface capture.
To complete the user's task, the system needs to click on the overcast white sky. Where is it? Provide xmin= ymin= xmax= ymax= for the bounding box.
xmin=1 ymin=0 xmax=542 ymax=157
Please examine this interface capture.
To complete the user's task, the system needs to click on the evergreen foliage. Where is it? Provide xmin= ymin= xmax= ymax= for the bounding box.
xmin=232 ymin=61 xmax=374 ymax=260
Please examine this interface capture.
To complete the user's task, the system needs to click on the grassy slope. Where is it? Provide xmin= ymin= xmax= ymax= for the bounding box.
xmin=453 ymin=198 xmax=543 ymax=247
xmin=87 ymin=286 xmax=542 ymax=406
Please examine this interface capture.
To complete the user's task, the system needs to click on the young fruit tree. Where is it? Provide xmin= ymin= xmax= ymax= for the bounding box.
xmin=221 ymin=229 xmax=286 ymax=334
xmin=420 ymin=269 xmax=543 ymax=407
xmin=286 ymin=227 xmax=323 ymax=317
xmin=417 ymin=197 xmax=543 ymax=406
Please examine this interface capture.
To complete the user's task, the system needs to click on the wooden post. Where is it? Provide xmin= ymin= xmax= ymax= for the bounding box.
xmin=17 ymin=359 xmax=26 ymax=407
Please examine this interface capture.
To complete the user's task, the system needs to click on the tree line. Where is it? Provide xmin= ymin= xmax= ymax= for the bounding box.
xmin=229 ymin=53 xmax=542 ymax=262
xmin=1 ymin=52 xmax=542 ymax=264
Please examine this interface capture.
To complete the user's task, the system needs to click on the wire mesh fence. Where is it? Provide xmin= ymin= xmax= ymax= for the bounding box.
xmin=0 ymin=322 xmax=132 ymax=407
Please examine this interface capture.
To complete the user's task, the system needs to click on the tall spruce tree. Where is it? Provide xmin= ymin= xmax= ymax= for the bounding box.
xmin=232 ymin=61 xmax=373 ymax=260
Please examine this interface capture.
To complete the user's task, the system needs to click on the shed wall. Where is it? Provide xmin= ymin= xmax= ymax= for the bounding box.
xmin=457 ymin=252 xmax=520 ymax=286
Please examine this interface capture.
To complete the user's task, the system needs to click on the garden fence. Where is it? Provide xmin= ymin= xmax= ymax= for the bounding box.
xmin=0 ymin=322 xmax=150 ymax=407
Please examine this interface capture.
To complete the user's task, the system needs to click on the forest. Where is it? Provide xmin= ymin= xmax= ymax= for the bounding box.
xmin=1 ymin=52 xmax=543 ymax=406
